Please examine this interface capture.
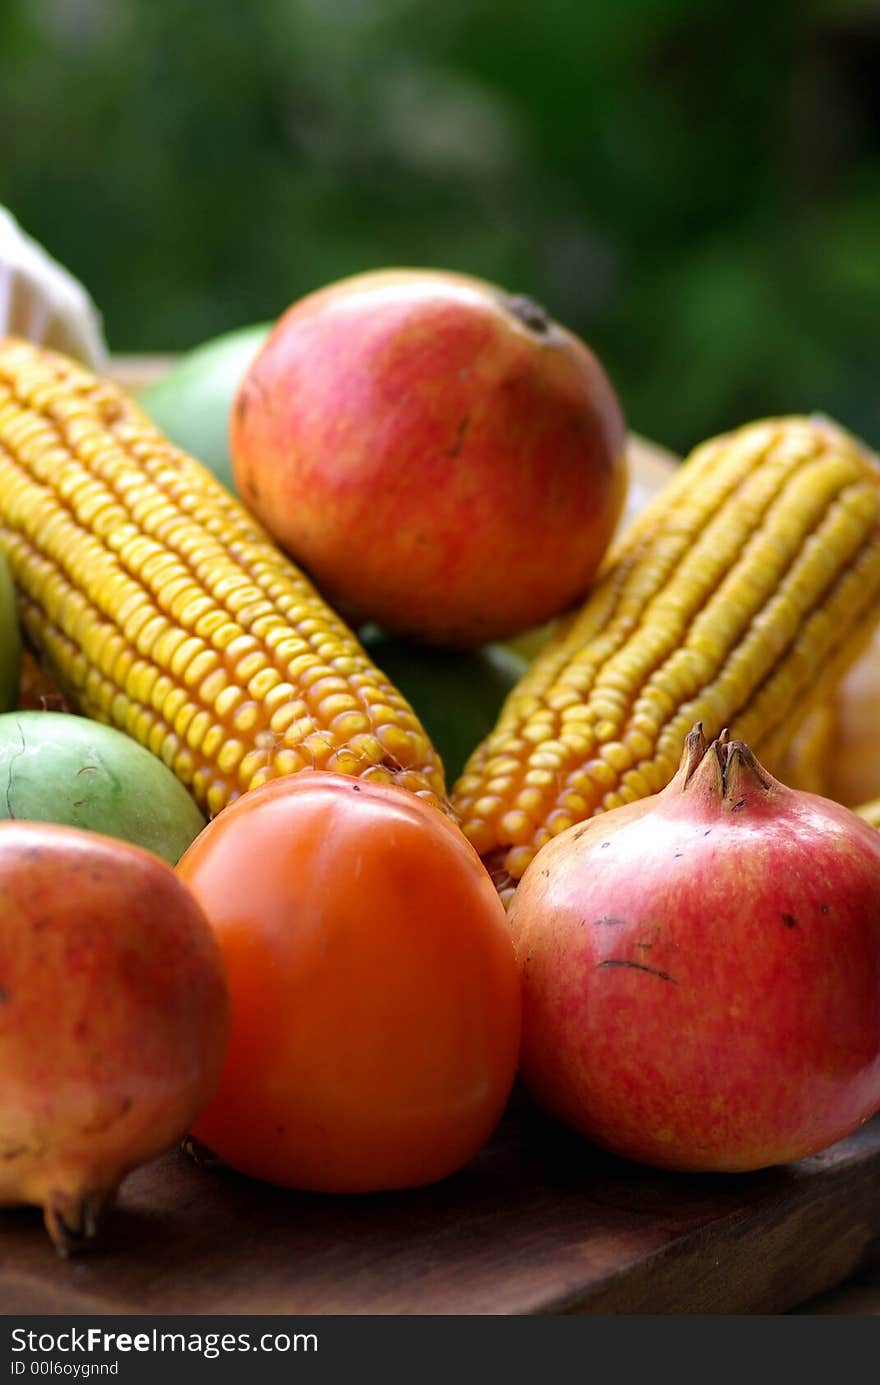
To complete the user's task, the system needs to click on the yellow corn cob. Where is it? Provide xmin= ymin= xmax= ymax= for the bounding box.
xmin=0 ymin=338 xmax=446 ymax=816
xmin=765 ymin=701 xmax=834 ymax=797
xmin=452 ymin=415 xmax=880 ymax=885
xmin=855 ymin=798 xmax=880 ymax=830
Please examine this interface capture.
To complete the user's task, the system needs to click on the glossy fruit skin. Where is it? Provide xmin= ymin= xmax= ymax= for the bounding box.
xmin=177 ymin=771 xmax=521 ymax=1192
xmin=0 ymin=821 xmax=229 ymax=1253
xmin=0 ymin=711 xmax=205 ymax=864
xmin=230 ymin=268 xmax=628 ymax=647
xmin=507 ymin=731 xmax=880 ymax=1172
xmin=139 ymin=322 xmax=271 ymax=493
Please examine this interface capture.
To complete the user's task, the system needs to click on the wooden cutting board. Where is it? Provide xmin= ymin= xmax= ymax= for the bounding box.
xmin=2 ymin=1090 xmax=879 ymax=1316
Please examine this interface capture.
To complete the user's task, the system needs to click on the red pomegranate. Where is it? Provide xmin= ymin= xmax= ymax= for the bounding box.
xmin=507 ymin=725 xmax=880 ymax=1172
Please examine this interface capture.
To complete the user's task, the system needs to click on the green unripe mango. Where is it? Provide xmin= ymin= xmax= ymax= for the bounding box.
xmin=0 ymin=711 xmax=206 ymax=864
xmin=0 ymin=549 xmax=21 ymax=714
xmin=138 ymin=322 xmax=272 ymax=493
xmin=359 ymin=625 xmax=527 ymax=785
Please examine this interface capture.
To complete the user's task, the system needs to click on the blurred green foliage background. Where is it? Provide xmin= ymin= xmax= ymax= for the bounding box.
xmin=1 ymin=0 xmax=878 ymax=453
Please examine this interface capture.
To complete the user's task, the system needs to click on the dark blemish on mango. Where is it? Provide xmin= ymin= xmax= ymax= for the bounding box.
xmin=782 ymin=912 xmax=798 ymax=929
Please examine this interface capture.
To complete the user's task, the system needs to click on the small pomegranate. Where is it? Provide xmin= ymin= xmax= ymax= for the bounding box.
xmin=0 ymin=821 xmax=229 ymax=1254
xmin=230 ymin=268 xmax=628 ymax=647
xmin=507 ymin=726 xmax=880 ymax=1172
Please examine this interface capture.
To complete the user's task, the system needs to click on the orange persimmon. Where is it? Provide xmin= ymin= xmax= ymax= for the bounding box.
xmin=176 ymin=772 xmax=521 ymax=1192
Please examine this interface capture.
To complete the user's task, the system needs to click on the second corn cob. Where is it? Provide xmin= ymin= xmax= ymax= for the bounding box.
xmin=451 ymin=415 xmax=880 ymax=885
xmin=0 ymin=338 xmax=446 ymax=816
xmin=855 ymin=798 xmax=880 ymax=831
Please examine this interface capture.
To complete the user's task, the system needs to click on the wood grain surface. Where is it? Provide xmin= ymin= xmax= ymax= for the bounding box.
xmin=2 ymin=1090 xmax=879 ymax=1316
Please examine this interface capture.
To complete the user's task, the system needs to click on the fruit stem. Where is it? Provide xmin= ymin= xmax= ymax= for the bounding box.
xmin=506 ymin=295 xmax=550 ymax=335
xmin=182 ymin=1134 xmax=229 ymax=1172
xmin=43 ymin=1187 xmax=114 ymax=1257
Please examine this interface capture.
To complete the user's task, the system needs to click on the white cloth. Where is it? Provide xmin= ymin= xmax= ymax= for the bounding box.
xmin=0 ymin=207 xmax=106 ymax=367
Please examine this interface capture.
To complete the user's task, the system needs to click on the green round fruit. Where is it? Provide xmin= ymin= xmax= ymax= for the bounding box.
xmin=0 ymin=550 xmax=21 ymax=713
xmin=139 ymin=322 xmax=272 ymax=493
xmin=0 ymin=711 xmax=206 ymax=865
xmin=359 ymin=626 xmax=527 ymax=785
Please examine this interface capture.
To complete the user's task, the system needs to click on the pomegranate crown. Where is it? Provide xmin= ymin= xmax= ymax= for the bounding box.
xmin=679 ymin=723 xmax=774 ymax=800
